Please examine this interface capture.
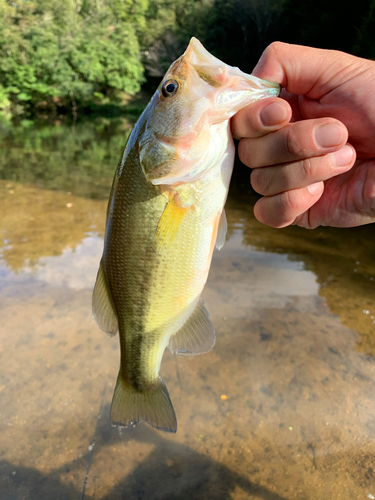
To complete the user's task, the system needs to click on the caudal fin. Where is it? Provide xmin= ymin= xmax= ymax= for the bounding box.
xmin=111 ymin=373 xmax=177 ymax=433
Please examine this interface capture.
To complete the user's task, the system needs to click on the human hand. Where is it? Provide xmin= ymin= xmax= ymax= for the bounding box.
xmin=231 ymin=42 xmax=375 ymax=228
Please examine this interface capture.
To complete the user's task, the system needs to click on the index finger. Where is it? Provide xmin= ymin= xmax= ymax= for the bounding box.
xmin=231 ymin=97 xmax=291 ymax=140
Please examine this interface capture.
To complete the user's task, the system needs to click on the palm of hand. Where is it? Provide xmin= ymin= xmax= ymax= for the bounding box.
xmin=290 ymin=68 xmax=375 ymax=228
xmin=303 ymin=159 xmax=375 ymax=227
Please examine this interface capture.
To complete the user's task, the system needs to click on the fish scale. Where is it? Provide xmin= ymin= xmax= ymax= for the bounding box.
xmin=92 ymin=37 xmax=279 ymax=432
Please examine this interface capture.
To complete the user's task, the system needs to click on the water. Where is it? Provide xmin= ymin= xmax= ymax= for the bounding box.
xmin=1 ymin=120 xmax=375 ymax=499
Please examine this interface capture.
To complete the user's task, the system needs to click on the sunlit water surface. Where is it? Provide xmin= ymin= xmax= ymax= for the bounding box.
xmin=1 ymin=121 xmax=375 ymax=500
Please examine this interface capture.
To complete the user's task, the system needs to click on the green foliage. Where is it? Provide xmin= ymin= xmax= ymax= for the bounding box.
xmin=352 ymin=0 xmax=375 ymax=59
xmin=142 ymin=0 xmax=284 ymax=76
xmin=0 ymin=0 xmax=147 ymax=117
xmin=192 ymin=0 xmax=284 ymax=73
xmin=281 ymin=0 xmax=370 ymax=54
xmin=0 ymin=0 xmax=373 ymax=121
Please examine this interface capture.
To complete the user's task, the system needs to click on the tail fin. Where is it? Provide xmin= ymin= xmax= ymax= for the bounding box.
xmin=111 ymin=373 xmax=177 ymax=433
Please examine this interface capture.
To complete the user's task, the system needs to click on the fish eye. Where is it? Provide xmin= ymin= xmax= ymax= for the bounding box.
xmin=161 ymin=79 xmax=179 ymax=98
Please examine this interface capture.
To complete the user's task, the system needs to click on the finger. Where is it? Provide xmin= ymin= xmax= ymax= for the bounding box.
xmin=251 ymin=144 xmax=356 ymax=196
xmin=238 ymin=118 xmax=348 ymax=169
xmin=253 ymin=182 xmax=324 ymax=228
xmin=231 ymin=97 xmax=291 ymax=139
xmin=252 ymin=42 xmax=364 ymax=99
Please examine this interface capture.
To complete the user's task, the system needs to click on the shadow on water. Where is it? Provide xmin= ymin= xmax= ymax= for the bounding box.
xmin=0 ymin=460 xmax=87 ymax=500
xmin=1 ymin=404 xmax=288 ymax=500
xmin=103 ymin=421 xmax=287 ymax=500
xmin=98 ymin=409 xmax=288 ymax=500
xmin=102 ymin=442 xmax=288 ymax=500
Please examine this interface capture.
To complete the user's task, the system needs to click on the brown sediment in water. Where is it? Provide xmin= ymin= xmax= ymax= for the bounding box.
xmin=1 ymin=179 xmax=375 ymax=499
xmin=0 ymin=181 xmax=106 ymax=271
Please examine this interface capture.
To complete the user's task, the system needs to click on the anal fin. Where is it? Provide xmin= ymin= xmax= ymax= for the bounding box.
xmin=168 ymin=298 xmax=215 ymax=356
xmin=92 ymin=261 xmax=119 ymax=336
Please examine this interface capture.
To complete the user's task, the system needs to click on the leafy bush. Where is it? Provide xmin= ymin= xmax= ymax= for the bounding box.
xmin=0 ymin=0 xmax=147 ymax=117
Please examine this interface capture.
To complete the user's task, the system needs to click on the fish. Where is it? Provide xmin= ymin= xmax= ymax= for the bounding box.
xmin=92 ymin=37 xmax=280 ymax=433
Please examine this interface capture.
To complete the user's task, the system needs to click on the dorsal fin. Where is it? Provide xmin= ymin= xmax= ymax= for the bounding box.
xmin=92 ymin=261 xmax=119 ymax=336
xmin=168 ymin=298 xmax=215 ymax=355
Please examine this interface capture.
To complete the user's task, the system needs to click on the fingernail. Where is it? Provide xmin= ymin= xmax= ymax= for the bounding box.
xmin=329 ymin=145 xmax=354 ymax=167
xmin=307 ymin=181 xmax=324 ymax=195
xmin=315 ymin=123 xmax=345 ymax=148
xmin=260 ymin=102 xmax=288 ymax=126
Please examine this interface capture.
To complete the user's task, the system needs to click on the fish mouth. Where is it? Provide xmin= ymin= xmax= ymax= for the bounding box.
xmin=186 ymin=37 xmax=226 ymax=67
xmin=187 ymin=37 xmax=280 ymax=93
xmin=185 ymin=37 xmax=280 ymax=116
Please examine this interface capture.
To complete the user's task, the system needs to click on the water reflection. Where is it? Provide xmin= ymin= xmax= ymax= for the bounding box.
xmin=0 ymin=181 xmax=106 ymax=272
xmin=1 ymin=123 xmax=375 ymax=499
xmin=0 ymin=119 xmax=132 ymax=199
xmin=226 ymin=191 xmax=375 ymax=354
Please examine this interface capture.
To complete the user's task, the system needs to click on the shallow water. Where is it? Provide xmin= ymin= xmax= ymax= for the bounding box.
xmin=1 ymin=121 xmax=375 ymax=500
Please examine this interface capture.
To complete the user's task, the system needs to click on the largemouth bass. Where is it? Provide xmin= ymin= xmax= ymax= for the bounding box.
xmin=92 ymin=38 xmax=279 ymax=432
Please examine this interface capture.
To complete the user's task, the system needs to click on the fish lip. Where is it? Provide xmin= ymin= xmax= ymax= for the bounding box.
xmin=228 ymin=66 xmax=280 ymax=90
xmin=187 ymin=37 xmax=280 ymax=94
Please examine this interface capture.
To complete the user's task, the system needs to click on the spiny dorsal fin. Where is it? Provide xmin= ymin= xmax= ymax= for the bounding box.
xmin=92 ymin=261 xmax=119 ymax=336
xmin=168 ymin=298 xmax=215 ymax=356
xmin=215 ymin=208 xmax=227 ymax=250
xmin=156 ymin=194 xmax=190 ymax=251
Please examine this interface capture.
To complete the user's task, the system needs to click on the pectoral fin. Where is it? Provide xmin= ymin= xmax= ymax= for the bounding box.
xmin=168 ymin=298 xmax=215 ymax=355
xmin=215 ymin=208 xmax=227 ymax=250
xmin=156 ymin=194 xmax=190 ymax=251
xmin=92 ymin=261 xmax=119 ymax=336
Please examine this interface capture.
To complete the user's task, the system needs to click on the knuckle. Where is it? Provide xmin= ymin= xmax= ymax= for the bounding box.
xmin=279 ymin=189 xmax=300 ymax=214
xmin=264 ymin=41 xmax=285 ymax=59
xmin=285 ymin=126 xmax=305 ymax=157
xmin=301 ymin=157 xmax=314 ymax=181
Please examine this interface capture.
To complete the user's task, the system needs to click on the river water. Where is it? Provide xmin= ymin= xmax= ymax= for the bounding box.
xmin=1 ymin=119 xmax=375 ymax=500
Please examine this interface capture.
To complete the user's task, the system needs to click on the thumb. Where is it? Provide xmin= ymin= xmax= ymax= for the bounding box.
xmin=252 ymin=42 xmax=363 ymax=99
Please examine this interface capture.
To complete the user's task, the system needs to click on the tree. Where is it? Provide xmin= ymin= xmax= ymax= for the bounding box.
xmin=280 ymin=0 xmax=369 ymax=54
xmin=352 ymin=0 xmax=375 ymax=59
xmin=0 ymin=0 xmax=147 ymax=117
